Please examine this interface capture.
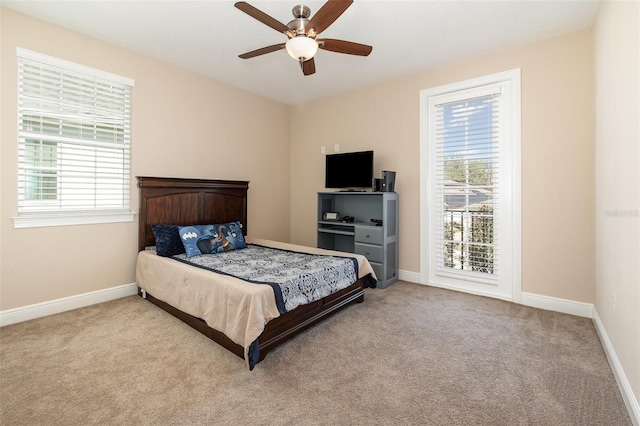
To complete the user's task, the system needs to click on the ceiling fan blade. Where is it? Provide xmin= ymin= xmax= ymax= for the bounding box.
xmin=234 ymin=2 xmax=291 ymax=35
xmin=302 ymin=58 xmax=316 ymax=76
xmin=319 ymin=39 xmax=372 ymax=56
xmin=307 ymin=0 xmax=353 ymax=36
xmin=239 ymin=43 xmax=286 ymax=59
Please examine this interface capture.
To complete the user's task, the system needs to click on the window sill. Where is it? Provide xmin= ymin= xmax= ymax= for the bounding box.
xmin=12 ymin=211 xmax=135 ymax=229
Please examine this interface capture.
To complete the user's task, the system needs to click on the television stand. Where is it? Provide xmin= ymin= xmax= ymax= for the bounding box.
xmin=317 ymin=191 xmax=398 ymax=288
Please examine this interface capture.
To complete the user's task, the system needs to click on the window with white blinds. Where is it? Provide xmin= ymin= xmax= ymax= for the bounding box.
xmin=434 ymin=91 xmax=499 ymax=280
xmin=420 ymin=69 xmax=520 ymax=301
xmin=15 ymin=48 xmax=135 ymax=228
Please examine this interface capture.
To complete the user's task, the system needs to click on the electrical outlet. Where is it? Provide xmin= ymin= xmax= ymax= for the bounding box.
xmin=334 ymin=144 xmax=339 ymax=152
xmin=321 ymin=146 xmax=325 ymax=154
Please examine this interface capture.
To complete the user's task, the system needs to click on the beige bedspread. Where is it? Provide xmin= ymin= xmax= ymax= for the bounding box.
xmin=135 ymin=238 xmax=376 ymax=366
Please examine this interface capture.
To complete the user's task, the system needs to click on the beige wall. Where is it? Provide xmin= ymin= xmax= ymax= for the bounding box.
xmin=594 ymin=0 xmax=640 ymax=407
xmin=0 ymin=8 xmax=291 ymax=310
xmin=290 ymin=28 xmax=595 ymax=303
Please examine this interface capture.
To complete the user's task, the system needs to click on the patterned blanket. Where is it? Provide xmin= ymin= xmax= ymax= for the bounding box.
xmin=172 ymin=244 xmax=359 ymax=313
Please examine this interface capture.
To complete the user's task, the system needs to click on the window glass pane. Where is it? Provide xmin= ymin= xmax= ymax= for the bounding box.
xmin=23 ymin=139 xmax=58 ymax=201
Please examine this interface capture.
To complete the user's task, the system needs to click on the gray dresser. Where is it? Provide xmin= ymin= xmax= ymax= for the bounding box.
xmin=317 ymin=191 xmax=398 ymax=288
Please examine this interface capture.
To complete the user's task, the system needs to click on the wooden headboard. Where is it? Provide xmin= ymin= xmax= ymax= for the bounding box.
xmin=137 ymin=176 xmax=249 ymax=252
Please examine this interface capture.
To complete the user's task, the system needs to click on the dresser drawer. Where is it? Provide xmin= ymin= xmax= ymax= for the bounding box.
xmin=354 ymin=226 xmax=383 ymax=244
xmin=354 ymin=242 xmax=383 ymax=263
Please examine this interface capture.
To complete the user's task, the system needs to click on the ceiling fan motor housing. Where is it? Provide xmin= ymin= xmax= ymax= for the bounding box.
xmin=292 ymin=4 xmax=310 ymax=19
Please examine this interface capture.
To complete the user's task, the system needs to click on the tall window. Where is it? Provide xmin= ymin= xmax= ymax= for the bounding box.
xmin=15 ymin=48 xmax=135 ymax=228
xmin=420 ymin=70 xmax=521 ymax=301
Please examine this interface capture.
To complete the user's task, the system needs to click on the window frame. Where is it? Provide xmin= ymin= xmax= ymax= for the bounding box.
xmin=13 ymin=48 xmax=135 ymax=229
xmin=420 ymin=69 xmax=522 ymax=302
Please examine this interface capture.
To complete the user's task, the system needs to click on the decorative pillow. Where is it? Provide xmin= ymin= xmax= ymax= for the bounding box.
xmin=151 ymin=224 xmax=185 ymax=257
xmin=178 ymin=221 xmax=247 ymax=258
xmin=178 ymin=224 xmax=216 ymax=258
xmin=200 ymin=221 xmax=247 ymax=254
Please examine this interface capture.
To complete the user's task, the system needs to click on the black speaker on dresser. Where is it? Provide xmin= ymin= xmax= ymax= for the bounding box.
xmin=381 ymin=171 xmax=396 ymax=192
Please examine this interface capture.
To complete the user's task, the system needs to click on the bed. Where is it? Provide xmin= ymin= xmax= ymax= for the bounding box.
xmin=135 ymin=176 xmax=376 ymax=369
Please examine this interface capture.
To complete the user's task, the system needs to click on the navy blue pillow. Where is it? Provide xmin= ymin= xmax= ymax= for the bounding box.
xmin=151 ymin=224 xmax=185 ymax=257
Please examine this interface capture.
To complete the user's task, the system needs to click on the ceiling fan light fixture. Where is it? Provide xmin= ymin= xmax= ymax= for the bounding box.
xmin=285 ymin=36 xmax=318 ymax=61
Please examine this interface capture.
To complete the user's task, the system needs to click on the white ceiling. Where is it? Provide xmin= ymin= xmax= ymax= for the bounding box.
xmin=3 ymin=0 xmax=600 ymax=105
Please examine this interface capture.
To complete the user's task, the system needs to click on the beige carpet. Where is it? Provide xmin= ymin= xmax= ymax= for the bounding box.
xmin=0 ymin=282 xmax=631 ymax=425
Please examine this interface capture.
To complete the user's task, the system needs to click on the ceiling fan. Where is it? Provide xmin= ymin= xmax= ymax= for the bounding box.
xmin=234 ymin=0 xmax=372 ymax=76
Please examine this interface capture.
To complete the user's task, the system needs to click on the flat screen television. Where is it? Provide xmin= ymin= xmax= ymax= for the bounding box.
xmin=325 ymin=150 xmax=374 ymax=190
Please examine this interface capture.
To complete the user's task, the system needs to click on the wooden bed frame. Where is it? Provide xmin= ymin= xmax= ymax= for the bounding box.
xmin=136 ymin=176 xmax=366 ymax=366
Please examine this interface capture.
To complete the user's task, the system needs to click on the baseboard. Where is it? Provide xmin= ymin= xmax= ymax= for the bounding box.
xmin=593 ymin=309 xmax=640 ymax=426
xmin=398 ymin=269 xmax=421 ymax=284
xmin=520 ymin=291 xmax=593 ymax=318
xmin=0 ymin=283 xmax=138 ymax=327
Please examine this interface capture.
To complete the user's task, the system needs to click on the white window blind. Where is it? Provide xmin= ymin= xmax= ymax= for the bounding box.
xmin=432 ymin=85 xmax=502 ymax=283
xmin=16 ymin=49 xmax=134 ymax=226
